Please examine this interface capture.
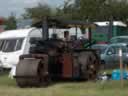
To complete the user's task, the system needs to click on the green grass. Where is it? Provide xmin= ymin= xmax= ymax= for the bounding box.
xmin=99 ymin=69 xmax=114 ymax=74
xmin=0 ymin=72 xmax=128 ymax=96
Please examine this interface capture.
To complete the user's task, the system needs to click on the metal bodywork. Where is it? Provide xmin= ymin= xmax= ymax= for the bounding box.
xmin=16 ymin=50 xmax=100 ymax=87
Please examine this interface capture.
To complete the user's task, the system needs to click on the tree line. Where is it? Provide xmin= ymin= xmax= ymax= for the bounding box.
xmin=23 ymin=0 xmax=128 ymax=21
xmin=3 ymin=0 xmax=128 ymax=29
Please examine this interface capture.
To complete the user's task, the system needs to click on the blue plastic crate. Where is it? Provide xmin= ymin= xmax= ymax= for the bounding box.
xmin=112 ymin=69 xmax=128 ymax=80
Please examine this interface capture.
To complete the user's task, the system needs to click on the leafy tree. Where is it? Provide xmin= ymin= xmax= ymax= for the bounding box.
xmin=23 ymin=3 xmax=52 ymax=22
xmin=4 ymin=13 xmax=17 ymax=30
xmin=22 ymin=0 xmax=128 ymax=22
xmin=56 ymin=0 xmax=75 ymax=20
xmin=80 ymin=0 xmax=128 ymax=21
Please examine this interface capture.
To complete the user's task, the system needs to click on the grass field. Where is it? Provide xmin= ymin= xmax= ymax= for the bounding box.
xmin=0 ymin=72 xmax=128 ymax=96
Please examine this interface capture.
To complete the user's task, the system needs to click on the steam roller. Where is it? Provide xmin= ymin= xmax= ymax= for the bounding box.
xmin=15 ymin=17 xmax=100 ymax=87
xmin=15 ymin=50 xmax=100 ymax=87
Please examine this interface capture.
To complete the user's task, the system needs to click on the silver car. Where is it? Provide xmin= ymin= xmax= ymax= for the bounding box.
xmin=101 ymin=43 xmax=128 ymax=69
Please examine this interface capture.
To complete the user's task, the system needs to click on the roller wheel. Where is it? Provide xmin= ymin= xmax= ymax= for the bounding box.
xmin=78 ymin=52 xmax=99 ymax=80
xmin=15 ymin=58 xmax=50 ymax=88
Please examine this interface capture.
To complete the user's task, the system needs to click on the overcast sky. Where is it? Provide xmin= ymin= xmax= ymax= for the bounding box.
xmin=0 ymin=0 xmax=65 ymax=17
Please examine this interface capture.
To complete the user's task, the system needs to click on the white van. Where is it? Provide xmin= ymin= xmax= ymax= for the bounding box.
xmin=0 ymin=28 xmax=42 ymax=69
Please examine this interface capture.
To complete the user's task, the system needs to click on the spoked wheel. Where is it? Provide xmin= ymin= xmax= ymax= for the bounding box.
xmin=85 ymin=52 xmax=99 ymax=80
xmin=78 ymin=52 xmax=99 ymax=80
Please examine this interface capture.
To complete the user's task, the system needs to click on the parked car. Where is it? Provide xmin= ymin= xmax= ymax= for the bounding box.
xmin=100 ymin=43 xmax=128 ymax=69
xmin=110 ymin=36 xmax=128 ymax=44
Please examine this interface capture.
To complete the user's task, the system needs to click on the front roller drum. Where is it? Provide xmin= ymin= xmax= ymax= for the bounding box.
xmin=15 ymin=58 xmax=49 ymax=87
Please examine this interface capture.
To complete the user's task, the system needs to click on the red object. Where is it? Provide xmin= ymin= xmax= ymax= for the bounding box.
xmin=62 ymin=53 xmax=73 ymax=78
xmin=97 ymin=42 xmax=108 ymax=44
xmin=0 ymin=18 xmax=4 ymax=25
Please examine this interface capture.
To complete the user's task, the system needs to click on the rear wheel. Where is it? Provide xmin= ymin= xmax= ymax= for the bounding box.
xmin=78 ymin=52 xmax=100 ymax=80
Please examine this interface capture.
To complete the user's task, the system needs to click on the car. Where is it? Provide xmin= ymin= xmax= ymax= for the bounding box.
xmin=110 ymin=36 xmax=128 ymax=44
xmin=100 ymin=43 xmax=128 ymax=69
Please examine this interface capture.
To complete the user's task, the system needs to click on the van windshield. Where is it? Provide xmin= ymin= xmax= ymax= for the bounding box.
xmin=0 ymin=38 xmax=24 ymax=52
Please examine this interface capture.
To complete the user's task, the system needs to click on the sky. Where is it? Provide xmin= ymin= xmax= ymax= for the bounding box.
xmin=0 ymin=0 xmax=65 ymax=17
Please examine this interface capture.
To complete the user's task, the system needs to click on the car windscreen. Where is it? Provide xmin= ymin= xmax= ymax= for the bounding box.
xmin=1 ymin=38 xmax=24 ymax=52
xmin=108 ymin=45 xmax=128 ymax=54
